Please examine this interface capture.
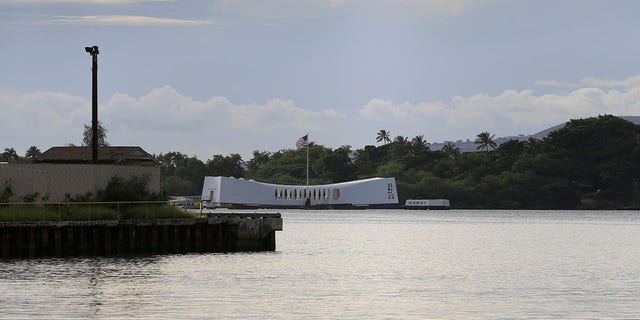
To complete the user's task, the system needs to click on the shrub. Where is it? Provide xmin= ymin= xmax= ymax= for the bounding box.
xmin=0 ymin=179 xmax=13 ymax=203
xmin=22 ymin=192 xmax=40 ymax=203
xmin=96 ymin=174 xmax=162 ymax=202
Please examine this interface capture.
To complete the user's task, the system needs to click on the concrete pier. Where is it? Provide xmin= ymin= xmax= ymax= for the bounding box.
xmin=0 ymin=213 xmax=282 ymax=257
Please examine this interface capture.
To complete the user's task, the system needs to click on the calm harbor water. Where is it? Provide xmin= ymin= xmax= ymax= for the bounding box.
xmin=1 ymin=209 xmax=640 ymax=319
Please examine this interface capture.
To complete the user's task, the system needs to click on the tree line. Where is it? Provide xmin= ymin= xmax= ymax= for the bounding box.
xmin=0 ymin=122 xmax=105 ymax=163
xmin=1 ymin=146 xmax=41 ymax=163
xmin=3 ymin=115 xmax=639 ymax=209
xmin=153 ymin=115 xmax=640 ymax=209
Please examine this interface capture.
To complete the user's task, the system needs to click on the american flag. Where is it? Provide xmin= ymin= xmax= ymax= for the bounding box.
xmin=296 ymin=134 xmax=308 ymax=149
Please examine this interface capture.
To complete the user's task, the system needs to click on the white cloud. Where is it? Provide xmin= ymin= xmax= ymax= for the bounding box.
xmin=535 ymin=80 xmax=580 ymax=88
xmin=0 ymin=0 xmax=171 ymax=4
xmin=0 ymin=1 xmax=212 ymax=26
xmin=213 ymin=0 xmax=340 ymax=19
xmin=0 ymin=90 xmax=88 ymax=154
xmin=381 ymin=0 xmax=491 ymax=16
xmin=580 ymin=76 xmax=640 ymax=89
xmin=357 ymin=80 xmax=640 ymax=141
xmin=537 ymin=75 xmax=640 ymax=90
xmin=96 ymin=86 xmax=350 ymax=157
xmin=0 ymin=90 xmax=87 ymax=132
xmin=2 ymin=76 xmax=640 ymax=160
xmin=50 ymin=15 xmax=214 ymax=26
xmin=214 ymin=0 xmax=490 ymax=18
xmin=102 ymin=86 xmax=343 ymax=133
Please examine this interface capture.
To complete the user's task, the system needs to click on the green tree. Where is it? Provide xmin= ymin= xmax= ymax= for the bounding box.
xmin=250 ymin=149 xmax=305 ymax=184
xmin=441 ymin=142 xmax=461 ymax=160
xmin=543 ymin=115 xmax=640 ymax=204
xmin=376 ymin=161 xmax=405 ymax=178
xmin=317 ymin=145 xmax=355 ymax=183
xmin=376 ymin=129 xmax=392 ymax=145
xmin=25 ymin=146 xmax=41 ymax=162
xmin=206 ymin=154 xmax=245 ymax=178
xmin=246 ymin=150 xmax=271 ymax=179
xmin=410 ymin=135 xmax=429 ymax=151
xmin=494 ymin=139 xmax=525 ymax=172
xmin=142 ymin=115 xmax=640 ymax=208
xmin=457 ymin=151 xmax=493 ymax=178
xmin=82 ymin=121 xmax=109 ymax=147
xmin=389 ymin=135 xmax=411 ymax=162
xmin=155 ymin=151 xmax=206 ymax=196
xmin=155 ymin=151 xmax=189 ymax=176
xmin=432 ymin=146 xmax=460 ymax=179
xmin=1 ymin=148 xmax=19 ymax=162
xmin=162 ymin=176 xmax=196 ymax=196
xmin=474 ymin=131 xmax=497 ymax=151
xmin=353 ymin=145 xmax=386 ymax=178
xmin=599 ymin=159 xmax=638 ymax=193
xmin=96 ymin=175 xmax=160 ymax=201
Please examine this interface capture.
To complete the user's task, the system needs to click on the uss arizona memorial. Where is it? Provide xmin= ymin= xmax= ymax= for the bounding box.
xmin=201 ymin=176 xmax=450 ymax=209
xmin=199 ymin=133 xmax=450 ymax=209
xmin=201 ymin=176 xmax=399 ymax=209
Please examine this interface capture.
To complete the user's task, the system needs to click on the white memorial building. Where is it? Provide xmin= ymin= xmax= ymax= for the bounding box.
xmin=201 ymin=176 xmax=398 ymax=209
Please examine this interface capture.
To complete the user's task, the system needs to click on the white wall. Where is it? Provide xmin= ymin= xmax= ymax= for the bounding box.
xmin=202 ymin=176 xmax=398 ymax=207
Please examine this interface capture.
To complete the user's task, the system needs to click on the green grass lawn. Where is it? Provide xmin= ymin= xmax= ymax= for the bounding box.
xmin=0 ymin=203 xmax=196 ymax=222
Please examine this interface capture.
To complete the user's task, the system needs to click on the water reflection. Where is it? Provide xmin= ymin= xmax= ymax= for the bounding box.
xmin=1 ymin=210 xmax=640 ymax=319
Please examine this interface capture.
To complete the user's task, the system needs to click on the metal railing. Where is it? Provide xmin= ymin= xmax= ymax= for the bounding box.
xmin=0 ymin=200 xmax=203 ymax=222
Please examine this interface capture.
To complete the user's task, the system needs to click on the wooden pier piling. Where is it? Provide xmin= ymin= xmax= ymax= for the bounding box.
xmin=0 ymin=213 xmax=282 ymax=257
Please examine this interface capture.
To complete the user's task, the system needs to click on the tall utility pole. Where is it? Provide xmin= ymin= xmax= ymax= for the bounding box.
xmin=85 ymin=45 xmax=99 ymax=164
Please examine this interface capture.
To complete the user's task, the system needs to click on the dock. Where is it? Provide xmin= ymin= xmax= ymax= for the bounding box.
xmin=0 ymin=213 xmax=282 ymax=257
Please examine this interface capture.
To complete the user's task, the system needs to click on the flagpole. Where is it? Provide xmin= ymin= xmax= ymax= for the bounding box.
xmin=306 ymin=133 xmax=309 ymax=188
xmin=297 ymin=133 xmax=311 ymax=207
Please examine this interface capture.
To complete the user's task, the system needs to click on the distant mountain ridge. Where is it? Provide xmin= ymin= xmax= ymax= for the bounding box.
xmin=430 ymin=115 xmax=640 ymax=152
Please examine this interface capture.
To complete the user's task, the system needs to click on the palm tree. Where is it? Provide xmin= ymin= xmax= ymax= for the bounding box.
xmin=393 ymin=135 xmax=408 ymax=144
xmin=442 ymin=141 xmax=461 ymax=159
xmin=411 ymin=135 xmax=429 ymax=149
xmin=376 ymin=129 xmax=392 ymax=145
xmin=25 ymin=146 xmax=41 ymax=162
xmin=389 ymin=135 xmax=411 ymax=160
xmin=2 ymin=147 xmax=19 ymax=162
xmin=475 ymin=131 xmax=497 ymax=151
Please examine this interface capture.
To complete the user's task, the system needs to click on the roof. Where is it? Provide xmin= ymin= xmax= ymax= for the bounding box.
xmin=36 ymin=146 xmax=158 ymax=165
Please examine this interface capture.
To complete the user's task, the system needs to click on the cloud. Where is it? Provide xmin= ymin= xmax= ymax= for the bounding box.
xmin=0 ymin=1 xmax=212 ymax=26
xmin=213 ymin=0 xmax=340 ymax=19
xmin=536 ymin=75 xmax=640 ymax=90
xmin=0 ymin=86 xmax=348 ymax=158
xmin=0 ymin=0 xmax=171 ymax=3
xmin=49 ymin=15 xmax=214 ymax=26
xmin=358 ymin=77 xmax=640 ymax=140
xmin=96 ymin=86 xmax=350 ymax=157
xmin=381 ymin=0 xmax=491 ymax=16
xmin=2 ymin=75 xmax=640 ymax=160
xmin=0 ymin=90 xmax=89 ymax=154
xmin=580 ymin=76 xmax=640 ymax=89
xmin=102 ymin=86 xmax=344 ymax=133
xmin=213 ymin=0 xmax=490 ymax=19
xmin=535 ymin=80 xmax=580 ymax=88
xmin=0 ymin=90 xmax=87 ymax=132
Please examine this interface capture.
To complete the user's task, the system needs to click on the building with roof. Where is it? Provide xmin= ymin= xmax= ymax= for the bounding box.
xmin=36 ymin=146 xmax=157 ymax=166
xmin=201 ymin=176 xmax=398 ymax=209
xmin=0 ymin=146 xmax=159 ymax=202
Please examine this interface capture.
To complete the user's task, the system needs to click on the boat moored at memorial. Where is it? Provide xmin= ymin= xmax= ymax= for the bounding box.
xmin=404 ymin=199 xmax=451 ymax=210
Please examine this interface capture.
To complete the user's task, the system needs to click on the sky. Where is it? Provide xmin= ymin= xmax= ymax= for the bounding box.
xmin=1 ymin=0 xmax=640 ymax=161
